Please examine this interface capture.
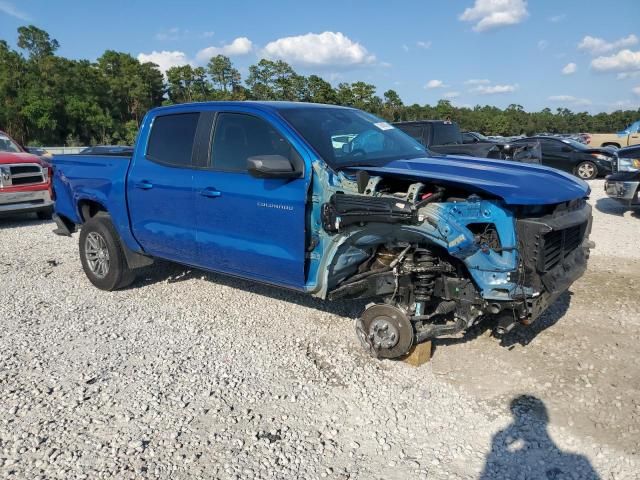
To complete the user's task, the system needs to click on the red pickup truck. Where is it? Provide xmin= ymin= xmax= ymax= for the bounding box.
xmin=0 ymin=131 xmax=53 ymax=219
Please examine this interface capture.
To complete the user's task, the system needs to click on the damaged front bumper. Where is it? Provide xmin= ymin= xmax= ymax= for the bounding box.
xmin=506 ymin=200 xmax=593 ymax=326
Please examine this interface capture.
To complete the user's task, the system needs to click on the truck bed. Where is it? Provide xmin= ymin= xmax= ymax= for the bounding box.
xmin=52 ymin=154 xmax=135 ymax=245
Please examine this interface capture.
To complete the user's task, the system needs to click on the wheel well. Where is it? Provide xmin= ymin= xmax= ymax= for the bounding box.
xmin=602 ymin=142 xmax=620 ymax=149
xmin=78 ymin=200 xmax=107 ymax=223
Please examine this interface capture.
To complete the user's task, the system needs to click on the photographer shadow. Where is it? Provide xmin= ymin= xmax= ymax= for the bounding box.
xmin=480 ymin=395 xmax=600 ymax=480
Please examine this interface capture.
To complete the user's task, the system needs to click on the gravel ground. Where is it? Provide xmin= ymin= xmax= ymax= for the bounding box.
xmin=1 ymin=179 xmax=639 ymax=479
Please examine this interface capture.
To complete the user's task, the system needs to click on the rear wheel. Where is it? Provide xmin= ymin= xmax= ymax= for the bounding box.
xmin=575 ymin=161 xmax=598 ymax=180
xmin=79 ymin=213 xmax=135 ymax=290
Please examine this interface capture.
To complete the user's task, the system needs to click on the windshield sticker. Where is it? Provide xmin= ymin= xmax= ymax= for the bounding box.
xmin=374 ymin=122 xmax=394 ymax=131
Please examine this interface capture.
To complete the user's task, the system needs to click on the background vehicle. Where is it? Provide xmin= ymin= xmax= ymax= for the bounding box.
xmin=52 ymin=102 xmax=593 ymax=360
xmin=79 ymin=145 xmax=134 ymax=156
xmin=394 ymin=120 xmax=541 ymax=163
xmin=605 ymin=145 xmax=640 ymax=206
xmin=587 ymin=120 xmax=640 ymax=149
xmin=513 ymin=135 xmax=614 ymax=180
xmin=462 ymin=131 xmax=495 ymax=144
xmin=26 ymin=146 xmax=53 ymax=160
xmin=0 ymin=131 xmax=53 ymax=219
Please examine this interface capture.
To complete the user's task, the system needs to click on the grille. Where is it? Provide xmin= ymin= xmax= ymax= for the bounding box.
xmin=611 ymin=155 xmax=619 ymax=173
xmin=542 ymin=223 xmax=586 ymax=271
xmin=0 ymin=163 xmax=46 ymax=187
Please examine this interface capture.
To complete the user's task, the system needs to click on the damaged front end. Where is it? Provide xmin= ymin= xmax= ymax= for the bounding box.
xmin=307 ymin=164 xmax=593 ymax=359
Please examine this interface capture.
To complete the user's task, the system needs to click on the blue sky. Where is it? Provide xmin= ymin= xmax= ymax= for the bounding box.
xmin=1 ymin=0 xmax=639 ymax=113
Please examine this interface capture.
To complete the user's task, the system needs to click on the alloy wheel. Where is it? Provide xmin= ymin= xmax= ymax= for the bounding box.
xmin=84 ymin=232 xmax=110 ymax=278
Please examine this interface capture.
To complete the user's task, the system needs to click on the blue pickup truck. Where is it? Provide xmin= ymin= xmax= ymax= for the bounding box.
xmin=52 ymin=101 xmax=593 ymax=359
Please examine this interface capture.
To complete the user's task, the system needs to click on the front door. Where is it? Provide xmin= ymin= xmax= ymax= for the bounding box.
xmin=194 ymin=111 xmax=309 ymax=289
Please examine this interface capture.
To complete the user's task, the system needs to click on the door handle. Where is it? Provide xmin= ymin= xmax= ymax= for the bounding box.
xmin=201 ymin=188 xmax=221 ymax=198
xmin=135 ymin=180 xmax=153 ymax=190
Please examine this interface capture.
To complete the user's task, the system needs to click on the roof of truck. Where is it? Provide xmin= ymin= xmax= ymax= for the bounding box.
xmin=148 ymin=101 xmax=354 ymax=116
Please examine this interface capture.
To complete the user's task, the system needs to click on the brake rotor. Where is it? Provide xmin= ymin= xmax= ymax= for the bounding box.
xmin=355 ymin=304 xmax=414 ymax=359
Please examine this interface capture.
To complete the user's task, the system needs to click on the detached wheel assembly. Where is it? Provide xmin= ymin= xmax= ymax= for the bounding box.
xmin=356 ymin=304 xmax=414 ymax=359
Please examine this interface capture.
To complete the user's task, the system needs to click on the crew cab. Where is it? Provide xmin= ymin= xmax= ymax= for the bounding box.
xmin=587 ymin=120 xmax=640 ymax=149
xmin=0 ymin=131 xmax=53 ymax=219
xmin=52 ymin=102 xmax=593 ymax=359
xmin=393 ymin=120 xmax=541 ymax=164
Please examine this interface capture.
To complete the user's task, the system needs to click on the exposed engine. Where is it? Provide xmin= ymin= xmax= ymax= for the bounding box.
xmin=320 ymin=170 xmax=591 ymax=359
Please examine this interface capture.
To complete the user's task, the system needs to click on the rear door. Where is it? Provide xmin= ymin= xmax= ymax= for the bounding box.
xmin=193 ymin=110 xmax=309 ymax=289
xmin=128 ymin=112 xmax=200 ymax=264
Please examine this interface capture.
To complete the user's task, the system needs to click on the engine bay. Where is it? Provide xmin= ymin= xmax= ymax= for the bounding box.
xmin=315 ymin=169 xmax=591 ymax=359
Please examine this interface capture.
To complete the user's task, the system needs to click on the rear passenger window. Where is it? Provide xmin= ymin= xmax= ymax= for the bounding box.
xmin=211 ymin=113 xmax=295 ymax=172
xmin=147 ymin=113 xmax=200 ymax=167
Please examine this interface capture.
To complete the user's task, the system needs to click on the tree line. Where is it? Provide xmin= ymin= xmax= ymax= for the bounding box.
xmin=2 ymin=25 xmax=639 ymax=146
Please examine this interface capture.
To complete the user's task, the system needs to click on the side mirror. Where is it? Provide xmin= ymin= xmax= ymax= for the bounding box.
xmin=247 ymin=155 xmax=300 ymax=179
xmin=561 ymin=146 xmax=572 ymax=153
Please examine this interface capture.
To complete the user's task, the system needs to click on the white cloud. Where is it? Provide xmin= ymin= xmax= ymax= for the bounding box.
xmin=464 ymin=78 xmax=490 ymax=85
xmin=202 ymin=31 xmax=215 ymax=38
xmin=459 ymin=0 xmax=529 ymax=32
xmin=538 ymin=40 xmax=549 ymax=51
xmin=470 ymin=83 xmax=518 ymax=94
xmin=137 ymin=51 xmax=193 ymax=73
xmin=425 ymin=79 xmax=447 ymax=89
xmin=578 ymin=34 xmax=638 ymax=55
xmin=548 ymin=95 xmax=592 ymax=106
xmin=562 ymin=62 xmax=577 ymax=75
xmin=155 ymin=27 xmax=183 ymax=41
xmin=261 ymin=31 xmax=375 ymax=67
xmin=549 ymin=14 xmax=566 ymax=23
xmin=416 ymin=41 xmax=432 ymax=49
xmin=196 ymin=37 xmax=253 ymax=62
xmin=633 ymin=86 xmax=640 ymax=96
xmin=618 ymin=71 xmax=640 ymax=80
xmin=402 ymin=44 xmax=409 ymax=52
xmin=591 ymin=49 xmax=640 ymax=72
xmin=0 ymin=0 xmax=30 ymax=20
xmin=443 ymin=91 xmax=460 ymax=99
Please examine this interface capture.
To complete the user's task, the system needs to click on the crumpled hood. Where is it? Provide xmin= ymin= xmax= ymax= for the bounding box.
xmin=352 ymin=155 xmax=590 ymax=205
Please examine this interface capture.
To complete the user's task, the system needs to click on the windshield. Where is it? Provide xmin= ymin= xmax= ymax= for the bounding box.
xmin=561 ymin=138 xmax=589 ymax=150
xmin=279 ymin=107 xmax=428 ymax=168
xmin=0 ymin=133 xmax=22 ymax=153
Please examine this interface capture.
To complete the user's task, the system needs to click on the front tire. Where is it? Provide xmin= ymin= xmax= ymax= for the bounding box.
xmin=79 ymin=213 xmax=135 ymax=290
xmin=575 ymin=161 xmax=598 ymax=180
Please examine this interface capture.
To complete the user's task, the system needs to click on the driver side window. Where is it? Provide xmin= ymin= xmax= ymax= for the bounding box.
xmin=211 ymin=113 xmax=297 ymax=172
